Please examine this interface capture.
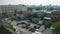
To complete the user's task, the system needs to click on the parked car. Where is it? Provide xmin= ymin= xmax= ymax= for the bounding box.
xmin=20 ymin=22 xmax=26 ymax=24
xmin=26 ymin=25 xmax=30 ymax=29
xmin=29 ymin=28 xmax=36 ymax=32
xmin=21 ymin=24 xmax=26 ymax=28
xmin=16 ymin=23 xmax=21 ymax=25
xmin=34 ymin=26 xmax=40 ymax=29
xmin=32 ymin=31 xmax=42 ymax=34
xmin=37 ymin=21 xmax=43 ymax=26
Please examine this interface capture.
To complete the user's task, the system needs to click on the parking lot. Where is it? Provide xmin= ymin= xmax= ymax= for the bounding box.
xmin=11 ymin=21 xmax=45 ymax=34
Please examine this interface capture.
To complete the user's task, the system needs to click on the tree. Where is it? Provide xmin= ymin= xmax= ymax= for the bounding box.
xmin=28 ymin=13 xmax=37 ymax=20
xmin=29 ymin=14 xmax=34 ymax=21
xmin=52 ymin=21 xmax=60 ymax=34
xmin=9 ymin=23 xmax=16 ymax=31
xmin=2 ymin=12 xmax=8 ymax=18
xmin=2 ymin=8 xmax=8 ymax=18
xmin=14 ymin=9 xmax=17 ymax=16
xmin=44 ymin=20 xmax=52 ymax=29
xmin=33 ymin=13 xmax=37 ymax=18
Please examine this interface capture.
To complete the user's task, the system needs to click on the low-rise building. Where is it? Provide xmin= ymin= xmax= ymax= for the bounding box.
xmin=45 ymin=11 xmax=52 ymax=17
xmin=42 ymin=28 xmax=52 ymax=34
xmin=45 ymin=10 xmax=60 ymax=22
xmin=22 ymin=10 xmax=30 ymax=17
xmin=51 ymin=10 xmax=60 ymax=22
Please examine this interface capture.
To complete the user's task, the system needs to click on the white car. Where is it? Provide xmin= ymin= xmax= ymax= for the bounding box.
xmin=32 ymin=31 xmax=42 ymax=34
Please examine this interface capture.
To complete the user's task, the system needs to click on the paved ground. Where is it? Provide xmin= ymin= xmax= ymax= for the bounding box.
xmin=17 ymin=26 xmax=32 ymax=34
xmin=11 ymin=21 xmax=45 ymax=34
xmin=39 ymin=25 xmax=45 ymax=32
xmin=11 ymin=21 xmax=32 ymax=34
xmin=1 ymin=19 xmax=45 ymax=34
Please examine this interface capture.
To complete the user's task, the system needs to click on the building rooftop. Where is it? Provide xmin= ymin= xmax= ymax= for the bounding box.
xmin=44 ymin=17 xmax=51 ymax=20
xmin=45 ymin=11 xmax=52 ymax=14
xmin=42 ymin=28 xmax=52 ymax=34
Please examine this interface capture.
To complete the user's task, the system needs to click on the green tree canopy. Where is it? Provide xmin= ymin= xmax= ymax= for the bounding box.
xmin=2 ymin=12 xmax=8 ymax=18
xmin=44 ymin=20 xmax=52 ymax=29
xmin=52 ymin=21 xmax=60 ymax=34
xmin=14 ymin=9 xmax=17 ymax=16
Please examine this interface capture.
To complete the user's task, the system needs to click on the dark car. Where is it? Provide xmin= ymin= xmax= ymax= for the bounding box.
xmin=29 ymin=28 xmax=36 ymax=32
xmin=34 ymin=26 xmax=40 ymax=29
xmin=16 ymin=23 xmax=21 ymax=25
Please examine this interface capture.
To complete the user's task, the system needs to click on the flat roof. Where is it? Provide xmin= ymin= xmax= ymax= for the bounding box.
xmin=45 ymin=11 xmax=52 ymax=14
xmin=44 ymin=17 xmax=51 ymax=20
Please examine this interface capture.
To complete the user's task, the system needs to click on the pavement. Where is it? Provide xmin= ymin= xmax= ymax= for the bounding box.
xmin=39 ymin=25 xmax=45 ymax=32
xmin=11 ymin=21 xmax=32 ymax=34
xmin=1 ymin=18 xmax=45 ymax=34
xmin=11 ymin=21 xmax=45 ymax=34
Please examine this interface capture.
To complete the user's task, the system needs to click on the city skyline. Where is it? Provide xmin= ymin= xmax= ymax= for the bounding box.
xmin=0 ymin=0 xmax=60 ymax=6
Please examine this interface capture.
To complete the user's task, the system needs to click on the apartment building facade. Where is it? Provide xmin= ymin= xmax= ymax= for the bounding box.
xmin=0 ymin=5 xmax=27 ymax=17
xmin=51 ymin=10 xmax=60 ymax=22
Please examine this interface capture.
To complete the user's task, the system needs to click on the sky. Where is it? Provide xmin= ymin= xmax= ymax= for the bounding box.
xmin=0 ymin=0 xmax=60 ymax=6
